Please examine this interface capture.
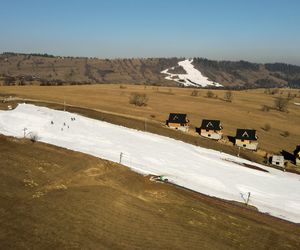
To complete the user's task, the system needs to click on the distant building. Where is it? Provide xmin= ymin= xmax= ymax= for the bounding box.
xmin=166 ymin=113 xmax=189 ymax=132
xmin=199 ymin=119 xmax=223 ymax=140
xmin=294 ymin=145 xmax=300 ymax=166
xmin=271 ymin=155 xmax=285 ymax=168
xmin=235 ymin=129 xmax=258 ymax=150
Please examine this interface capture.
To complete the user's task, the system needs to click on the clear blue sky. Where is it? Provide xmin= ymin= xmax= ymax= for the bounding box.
xmin=0 ymin=0 xmax=299 ymax=64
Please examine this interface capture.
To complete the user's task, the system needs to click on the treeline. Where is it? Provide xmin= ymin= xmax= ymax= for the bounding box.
xmin=2 ymin=52 xmax=55 ymax=58
xmin=0 ymin=74 xmax=66 ymax=86
xmin=265 ymin=63 xmax=300 ymax=88
xmin=193 ymin=58 xmax=260 ymax=71
xmin=1 ymin=52 xmax=92 ymax=60
xmin=288 ymin=79 xmax=300 ymax=88
xmin=265 ymin=63 xmax=300 ymax=75
xmin=193 ymin=58 xmax=300 ymax=76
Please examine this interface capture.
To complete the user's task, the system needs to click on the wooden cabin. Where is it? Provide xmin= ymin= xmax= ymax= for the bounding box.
xmin=294 ymin=145 xmax=300 ymax=166
xmin=271 ymin=155 xmax=285 ymax=168
xmin=166 ymin=113 xmax=189 ymax=132
xmin=199 ymin=119 xmax=223 ymax=140
xmin=235 ymin=129 xmax=258 ymax=150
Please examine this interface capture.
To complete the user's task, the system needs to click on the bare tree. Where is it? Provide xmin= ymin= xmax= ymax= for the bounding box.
xmin=191 ymin=90 xmax=199 ymax=96
xmin=282 ymin=131 xmax=290 ymax=137
xmin=274 ymin=97 xmax=289 ymax=112
xmin=263 ymin=123 xmax=271 ymax=131
xmin=29 ymin=132 xmax=40 ymax=142
xmin=287 ymin=92 xmax=296 ymax=100
xmin=129 ymin=92 xmax=149 ymax=106
xmin=261 ymin=105 xmax=270 ymax=112
xmin=206 ymin=90 xmax=215 ymax=98
xmin=224 ymin=91 xmax=233 ymax=102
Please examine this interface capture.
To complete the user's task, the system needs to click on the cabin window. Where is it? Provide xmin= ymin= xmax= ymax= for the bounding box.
xmin=276 ymin=162 xmax=279 ymax=165
xmin=241 ymin=139 xmax=244 ymax=142
xmin=243 ymin=144 xmax=246 ymax=147
xmin=206 ymin=129 xmax=209 ymax=132
xmin=208 ymin=134 xmax=211 ymax=137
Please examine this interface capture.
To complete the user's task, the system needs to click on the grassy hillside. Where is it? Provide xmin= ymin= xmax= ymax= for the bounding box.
xmin=1 ymin=135 xmax=300 ymax=249
xmin=1 ymin=52 xmax=300 ymax=88
xmin=0 ymin=84 xmax=299 ymax=158
xmin=0 ymin=53 xmax=178 ymax=86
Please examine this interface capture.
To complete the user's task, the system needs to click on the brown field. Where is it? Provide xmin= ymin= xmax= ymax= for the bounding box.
xmin=1 ymin=135 xmax=300 ymax=249
xmin=0 ymin=84 xmax=299 ymax=156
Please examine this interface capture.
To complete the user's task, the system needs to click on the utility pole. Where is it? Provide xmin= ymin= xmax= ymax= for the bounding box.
xmin=23 ymin=128 xmax=27 ymax=138
xmin=246 ymin=192 xmax=251 ymax=206
xmin=119 ymin=152 xmax=123 ymax=164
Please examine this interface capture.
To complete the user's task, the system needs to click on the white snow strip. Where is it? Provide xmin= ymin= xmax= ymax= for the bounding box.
xmin=0 ymin=104 xmax=300 ymax=223
xmin=161 ymin=59 xmax=222 ymax=87
xmin=294 ymin=102 xmax=300 ymax=106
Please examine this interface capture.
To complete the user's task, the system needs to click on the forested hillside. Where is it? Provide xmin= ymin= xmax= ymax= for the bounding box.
xmin=1 ymin=52 xmax=300 ymax=88
xmin=193 ymin=58 xmax=300 ymax=88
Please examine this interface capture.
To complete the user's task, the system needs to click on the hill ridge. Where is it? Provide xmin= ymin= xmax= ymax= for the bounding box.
xmin=1 ymin=52 xmax=300 ymax=88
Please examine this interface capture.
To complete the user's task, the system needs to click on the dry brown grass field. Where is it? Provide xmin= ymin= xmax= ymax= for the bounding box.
xmin=1 ymin=135 xmax=300 ymax=249
xmin=1 ymin=84 xmax=300 ymax=156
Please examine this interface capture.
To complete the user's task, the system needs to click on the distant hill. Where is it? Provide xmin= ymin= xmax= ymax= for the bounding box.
xmin=192 ymin=58 xmax=300 ymax=89
xmin=0 ymin=52 xmax=300 ymax=88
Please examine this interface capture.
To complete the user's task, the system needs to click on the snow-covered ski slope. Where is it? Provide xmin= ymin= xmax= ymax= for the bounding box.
xmin=0 ymin=104 xmax=299 ymax=223
xmin=161 ymin=59 xmax=222 ymax=87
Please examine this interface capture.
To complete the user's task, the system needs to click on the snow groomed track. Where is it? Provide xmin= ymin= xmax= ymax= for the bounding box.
xmin=161 ymin=59 xmax=222 ymax=87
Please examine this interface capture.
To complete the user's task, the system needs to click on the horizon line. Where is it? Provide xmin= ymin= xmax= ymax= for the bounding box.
xmin=1 ymin=51 xmax=300 ymax=66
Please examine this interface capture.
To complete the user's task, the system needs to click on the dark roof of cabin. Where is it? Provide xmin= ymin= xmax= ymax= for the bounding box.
xmin=200 ymin=119 xmax=222 ymax=130
xmin=236 ymin=129 xmax=257 ymax=140
xmin=167 ymin=113 xmax=188 ymax=123
xmin=294 ymin=145 xmax=300 ymax=155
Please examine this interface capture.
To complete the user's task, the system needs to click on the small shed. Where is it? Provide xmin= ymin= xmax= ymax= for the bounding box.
xmin=199 ymin=119 xmax=223 ymax=140
xmin=294 ymin=145 xmax=300 ymax=166
xmin=166 ymin=113 xmax=189 ymax=132
xmin=271 ymin=155 xmax=285 ymax=168
xmin=235 ymin=129 xmax=258 ymax=150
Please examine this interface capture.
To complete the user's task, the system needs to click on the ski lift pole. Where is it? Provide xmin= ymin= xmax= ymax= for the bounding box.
xmin=23 ymin=128 xmax=27 ymax=138
xmin=119 ymin=152 xmax=123 ymax=164
xmin=246 ymin=192 xmax=251 ymax=206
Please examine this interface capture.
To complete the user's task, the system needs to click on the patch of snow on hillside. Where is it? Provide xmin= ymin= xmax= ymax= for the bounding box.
xmin=0 ymin=104 xmax=300 ymax=223
xmin=161 ymin=59 xmax=222 ymax=87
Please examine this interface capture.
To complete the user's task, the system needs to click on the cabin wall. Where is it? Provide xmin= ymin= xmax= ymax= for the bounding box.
xmin=168 ymin=123 xmax=189 ymax=132
xmin=178 ymin=126 xmax=189 ymax=132
xmin=168 ymin=122 xmax=181 ymax=128
xmin=200 ymin=129 xmax=222 ymax=140
xmin=236 ymin=139 xmax=258 ymax=150
xmin=296 ymin=158 xmax=300 ymax=166
xmin=271 ymin=158 xmax=284 ymax=168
